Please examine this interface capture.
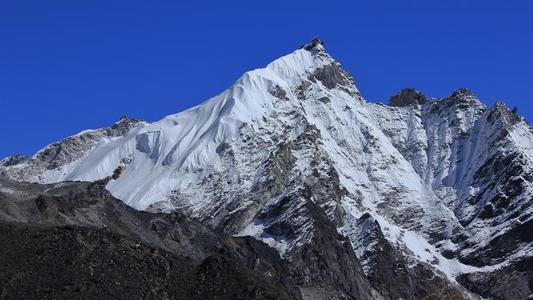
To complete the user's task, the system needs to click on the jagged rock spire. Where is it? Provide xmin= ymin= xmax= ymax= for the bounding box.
xmin=389 ymin=88 xmax=428 ymax=107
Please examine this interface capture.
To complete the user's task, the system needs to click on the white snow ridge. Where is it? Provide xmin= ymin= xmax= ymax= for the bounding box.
xmin=2 ymin=38 xmax=532 ymax=299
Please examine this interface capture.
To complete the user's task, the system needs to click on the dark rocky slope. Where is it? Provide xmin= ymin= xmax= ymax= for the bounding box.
xmin=456 ymin=256 xmax=533 ymax=300
xmin=0 ymin=223 xmax=295 ymax=300
xmin=0 ymin=176 xmax=302 ymax=300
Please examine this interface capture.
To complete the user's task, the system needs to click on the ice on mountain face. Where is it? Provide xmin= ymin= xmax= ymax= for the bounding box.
xmin=2 ymin=38 xmax=532 ymax=298
xmin=237 ymin=218 xmax=290 ymax=257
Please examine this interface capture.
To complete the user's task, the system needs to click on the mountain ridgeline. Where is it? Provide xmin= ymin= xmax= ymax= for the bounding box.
xmin=1 ymin=38 xmax=532 ymax=299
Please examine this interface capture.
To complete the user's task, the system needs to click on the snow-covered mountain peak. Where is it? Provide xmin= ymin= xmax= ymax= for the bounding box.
xmin=387 ymin=87 xmax=485 ymax=114
xmin=0 ymin=39 xmax=362 ymax=208
xmin=301 ymin=37 xmax=325 ymax=51
xmin=425 ymin=88 xmax=485 ymax=116
xmin=263 ymin=37 xmax=359 ymax=96
xmin=486 ymin=101 xmax=525 ymax=128
xmin=447 ymin=88 xmax=483 ymax=105
xmin=2 ymin=39 xmax=532 ymax=299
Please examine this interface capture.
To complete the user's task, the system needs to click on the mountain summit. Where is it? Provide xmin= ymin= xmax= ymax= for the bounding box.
xmin=1 ymin=39 xmax=532 ymax=299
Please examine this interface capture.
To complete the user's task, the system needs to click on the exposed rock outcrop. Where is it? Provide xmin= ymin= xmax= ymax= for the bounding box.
xmin=389 ymin=88 xmax=428 ymax=107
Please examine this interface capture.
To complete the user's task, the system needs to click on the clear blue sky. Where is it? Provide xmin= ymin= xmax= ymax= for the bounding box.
xmin=1 ymin=1 xmax=532 ymax=159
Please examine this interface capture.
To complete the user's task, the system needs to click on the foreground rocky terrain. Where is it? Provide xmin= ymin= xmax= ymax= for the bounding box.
xmin=0 ymin=176 xmax=303 ymax=299
xmin=1 ymin=38 xmax=532 ymax=299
